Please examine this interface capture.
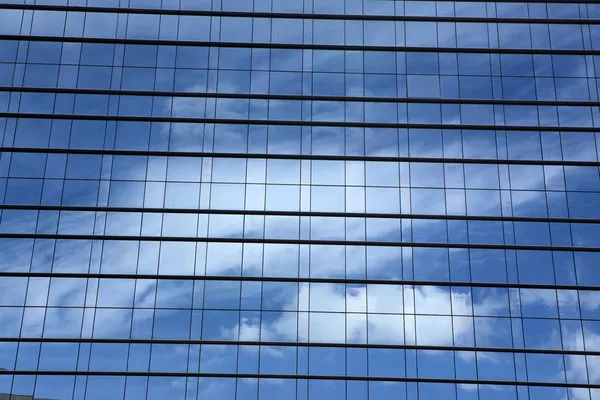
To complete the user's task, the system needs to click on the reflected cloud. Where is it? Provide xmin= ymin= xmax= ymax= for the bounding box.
xmin=1 ymin=1 xmax=599 ymax=398
xmin=225 ymin=283 xmax=507 ymax=349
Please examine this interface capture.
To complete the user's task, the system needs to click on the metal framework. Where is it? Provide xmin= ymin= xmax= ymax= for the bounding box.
xmin=1 ymin=1 xmax=600 ymax=397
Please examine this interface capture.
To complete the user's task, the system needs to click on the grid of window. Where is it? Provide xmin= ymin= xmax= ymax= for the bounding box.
xmin=0 ymin=1 xmax=600 ymax=399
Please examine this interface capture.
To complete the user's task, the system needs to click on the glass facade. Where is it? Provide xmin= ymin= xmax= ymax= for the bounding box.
xmin=0 ymin=0 xmax=600 ymax=399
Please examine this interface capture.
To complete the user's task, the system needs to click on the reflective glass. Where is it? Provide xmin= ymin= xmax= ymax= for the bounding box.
xmin=0 ymin=1 xmax=599 ymax=399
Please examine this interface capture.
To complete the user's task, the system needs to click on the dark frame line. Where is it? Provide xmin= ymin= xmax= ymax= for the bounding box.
xmin=1 ymin=204 xmax=599 ymax=225
xmin=0 ymin=2 xmax=599 ymax=24
xmin=2 ymin=86 xmax=600 ymax=108
xmin=0 ymin=233 xmax=598 ymax=252
xmin=0 ymin=271 xmax=598 ymax=292
xmin=1 ymin=113 xmax=599 ymax=133
xmin=3 ymin=34 xmax=600 ymax=55
xmin=0 ymin=370 xmax=597 ymax=389
xmin=2 ymin=146 xmax=600 ymax=167
xmin=0 ymin=337 xmax=597 ymax=357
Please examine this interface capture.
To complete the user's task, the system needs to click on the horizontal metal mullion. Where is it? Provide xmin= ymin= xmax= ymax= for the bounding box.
xmin=0 ymin=271 xmax=598 ymax=292
xmin=2 ymin=86 xmax=600 ymax=108
xmin=1 ymin=112 xmax=599 ymax=133
xmin=0 ymin=337 xmax=597 ymax=357
xmin=2 ymin=146 xmax=600 ymax=167
xmin=0 ymin=3 xmax=598 ymax=24
xmin=0 ymin=233 xmax=598 ymax=252
xmin=1 ymin=204 xmax=598 ymax=225
xmin=3 ymin=34 xmax=600 ymax=55
xmin=0 ymin=370 xmax=597 ymax=388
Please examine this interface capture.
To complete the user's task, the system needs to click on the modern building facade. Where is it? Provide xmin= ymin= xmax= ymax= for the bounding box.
xmin=0 ymin=0 xmax=600 ymax=399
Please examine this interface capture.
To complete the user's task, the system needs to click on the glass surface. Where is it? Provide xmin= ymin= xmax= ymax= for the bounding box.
xmin=0 ymin=1 xmax=599 ymax=399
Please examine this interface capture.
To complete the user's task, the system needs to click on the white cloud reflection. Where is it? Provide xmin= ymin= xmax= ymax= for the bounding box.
xmin=1 ymin=1 xmax=600 ymax=398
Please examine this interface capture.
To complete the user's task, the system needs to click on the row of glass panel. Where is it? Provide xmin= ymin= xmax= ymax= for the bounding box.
xmin=3 ymin=9 xmax=600 ymax=50
xmin=3 ymin=121 xmax=598 ymax=161
xmin=5 ymin=68 xmax=600 ymax=103
xmin=1 ymin=204 xmax=599 ymax=246
xmin=4 ymin=154 xmax=598 ymax=189
xmin=1 ymin=237 xmax=598 ymax=283
xmin=0 ymin=341 xmax=596 ymax=384
xmin=0 ymin=374 xmax=589 ymax=400
xmin=1 ymin=277 xmax=599 ymax=318
xmin=0 ymin=0 xmax=591 ymax=18
xmin=2 ymin=207 xmax=599 ymax=243
xmin=3 ymin=42 xmax=599 ymax=77
xmin=2 ymin=95 xmax=599 ymax=127
xmin=1 ymin=306 xmax=598 ymax=349
xmin=1 ymin=302 xmax=596 ymax=321
xmin=2 ymin=177 xmax=600 ymax=214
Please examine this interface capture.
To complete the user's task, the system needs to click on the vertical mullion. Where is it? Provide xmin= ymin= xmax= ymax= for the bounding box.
xmin=197 ymin=0 xmax=218 ymax=398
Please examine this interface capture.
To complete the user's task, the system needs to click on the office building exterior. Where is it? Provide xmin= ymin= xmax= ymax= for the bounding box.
xmin=0 ymin=0 xmax=599 ymax=399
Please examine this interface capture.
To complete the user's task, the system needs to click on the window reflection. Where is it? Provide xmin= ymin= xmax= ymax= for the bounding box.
xmin=0 ymin=1 xmax=599 ymax=398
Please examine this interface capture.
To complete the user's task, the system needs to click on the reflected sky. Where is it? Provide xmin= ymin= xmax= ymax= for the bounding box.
xmin=1 ymin=0 xmax=600 ymax=399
